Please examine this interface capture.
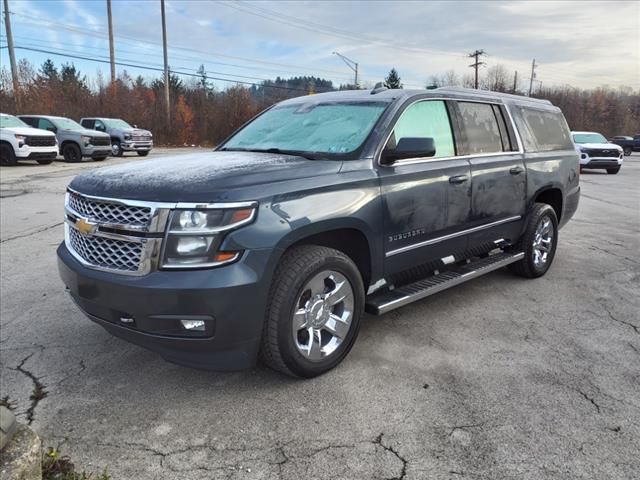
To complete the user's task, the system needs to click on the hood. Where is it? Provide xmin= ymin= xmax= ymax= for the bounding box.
xmin=576 ymin=142 xmax=622 ymax=151
xmin=61 ymin=128 xmax=110 ymax=137
xmin=0 ymin=126 xmax=56 ymax=137
xmin=69 ymin=151 xmax=343 ymax=202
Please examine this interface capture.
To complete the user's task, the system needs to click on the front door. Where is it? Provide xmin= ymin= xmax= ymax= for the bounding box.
xmin=378 ymin=100 xmax=472 ymax=276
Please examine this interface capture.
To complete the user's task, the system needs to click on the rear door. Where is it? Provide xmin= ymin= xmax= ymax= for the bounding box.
xmin=453 ymin=101 xmax=525 ymax=248
xmin=379 ymin=99 xmax=472 ymax=276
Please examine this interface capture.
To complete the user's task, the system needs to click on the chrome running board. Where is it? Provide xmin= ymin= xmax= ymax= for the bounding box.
xmin=365 ymin=251 xmax=524 ymax=315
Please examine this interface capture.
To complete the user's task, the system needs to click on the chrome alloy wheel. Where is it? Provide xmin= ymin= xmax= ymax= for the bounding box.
xmin=111 ymin=142 xmax=120 ymax=156
xmin=292 ymin=270 xmax=354 ymax=362
xmin=532 ymin=216 xmax=554 ymax=267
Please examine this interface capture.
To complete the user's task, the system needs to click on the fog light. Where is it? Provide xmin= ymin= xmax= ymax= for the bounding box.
xmin=180 ymin=319 xmax=206 ymax=331
xmin=176 ymin=236 xmax=209 ymax=255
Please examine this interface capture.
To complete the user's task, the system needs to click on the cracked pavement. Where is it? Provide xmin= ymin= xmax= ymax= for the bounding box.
xmin=1 ymin=151 xmax=639 ymax=479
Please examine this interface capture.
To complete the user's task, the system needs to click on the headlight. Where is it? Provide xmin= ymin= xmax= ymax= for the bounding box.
xmin=81 ymin=135 xmax=91 ymax=145
xmin=162 ymin=205 xmax=256 ymax=268
xmin=124 ymin=134 xmax=132 ymax=140
xmin=14 ymin=134 xmax=26 ymax=147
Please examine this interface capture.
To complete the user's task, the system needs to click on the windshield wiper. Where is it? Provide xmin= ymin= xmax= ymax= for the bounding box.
xmin=220 ymin=147 xmax=323 ymax=161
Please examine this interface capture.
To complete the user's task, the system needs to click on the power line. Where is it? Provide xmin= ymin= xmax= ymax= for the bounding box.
xmin=10 ymin=45 xmax=337 ymax=94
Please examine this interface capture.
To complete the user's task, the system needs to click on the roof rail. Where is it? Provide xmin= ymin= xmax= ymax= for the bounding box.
xmin=435 ymin=86 xmax=552 ymax=105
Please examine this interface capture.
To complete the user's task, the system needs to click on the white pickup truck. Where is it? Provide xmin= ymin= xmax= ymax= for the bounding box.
xmin=0 ymin=113 xmax=58 ymax=166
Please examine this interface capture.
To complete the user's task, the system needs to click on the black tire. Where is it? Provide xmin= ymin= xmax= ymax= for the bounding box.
xmin=261 ymin=245 xmax=365 ymax=378
xmin=93 ymin=156 xmax=107 ymax=162
xmin=0 ymin=143 xmax=17 ymax=166
xmin=623 ymin=147 xmax=632 ymax=156
xmin=137 ymin=150 xmax=149 ymax=157
xmin=508 ymin=203 xmax=558 ymax=278
xmin=111 ymin=140 xmax=123 ymax=157
xmin=36 ymin=158 xmax=54 ymax=165
xmin=62 ymin=143 xmax=82 ymax=163
xmin=607 ymin=167 xmax=620 ymax=174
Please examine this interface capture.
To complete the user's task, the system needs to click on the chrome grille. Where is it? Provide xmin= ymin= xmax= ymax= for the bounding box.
xmin=132 ymin=135 xmax=151 ymax=142
xmin=68 ymin=192 xmax=151 ymax=227
xmin=68 ymin=227 xmax=142 ymax=272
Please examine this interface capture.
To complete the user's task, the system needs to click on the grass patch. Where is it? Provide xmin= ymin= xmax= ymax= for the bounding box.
xmin=42 ymin=447 xmax=110 ymax=480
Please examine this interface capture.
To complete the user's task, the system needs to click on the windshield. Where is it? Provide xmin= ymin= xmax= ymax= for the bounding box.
xmin=572 ymin=133 xmax=607 ymax=144
xmin=0 ymin=115 xmax=28 ymax=128
xmin=53 ymin=117 xmax=84 ymax=130
xmin=222 ymin=101 xmax=388 ymax=157
xmin=104 ymin=119 xmax=133 ymax=129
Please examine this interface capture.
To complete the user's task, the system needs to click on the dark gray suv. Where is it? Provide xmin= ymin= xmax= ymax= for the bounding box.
xmin=58 ymin=87 xmax=580 ymax=377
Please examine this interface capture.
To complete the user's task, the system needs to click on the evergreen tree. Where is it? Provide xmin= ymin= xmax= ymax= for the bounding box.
xmin=384 ymin=68 xmax=403 ymax=89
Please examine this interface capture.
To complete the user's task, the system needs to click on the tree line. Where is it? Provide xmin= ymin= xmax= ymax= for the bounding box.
xmin=1 ymin=59 xmax=638 ymax=146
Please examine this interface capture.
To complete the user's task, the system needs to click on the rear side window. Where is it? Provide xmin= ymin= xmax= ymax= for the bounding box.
xmin=388 ymin=100 xmax=455 ymax=158
xmin=457 ymin=102 xmax=504 ymax=154
xmin=20 ymin=117 xmax=37 ymax=128
xmin=519 ymin=108 xmax=573 ymax=151
xmin=81 ymin=119 xmax=94 ymax=129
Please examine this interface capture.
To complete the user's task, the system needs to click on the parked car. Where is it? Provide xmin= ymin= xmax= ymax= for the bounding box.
xmin=58 ymin=87 xmax=580 ymax=377
xmin=18 ymin=115 xmax=111 ymax=162
xmin=610 ymin=135 xmax=640 ymax=156
xmin=79 ymin=117 xmax=153 ymax=157
xmin=572 ymin=131 xmax=624 ymax=174
xmin=0 ymin=113 xmax=58 ymax=166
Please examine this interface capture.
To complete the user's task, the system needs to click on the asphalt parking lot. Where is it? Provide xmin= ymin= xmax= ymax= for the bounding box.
xmin=1 ymin=151 xmax=638 ymax=479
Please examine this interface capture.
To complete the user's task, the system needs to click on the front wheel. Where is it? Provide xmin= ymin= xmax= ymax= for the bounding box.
xmin=261 ymin=245 xmax=365 ymax=378
xmin=0 ymin=144 xmax=17 ymax=166
xmin=607 ymin=167 xmax=620 ymax=174
xmin=111 ymin=140 xmax=123 ymax=157
xmin=137 ymin=150 xmax=149 ymax=157
xmin=62 ymin=143 xmax=82 ymax=163
xmin=509 ymin=203 xmax=558 ymax=278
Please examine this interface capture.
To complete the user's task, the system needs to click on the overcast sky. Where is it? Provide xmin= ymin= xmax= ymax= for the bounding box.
xmin=1 ymin=0 xmax=638 ymax=92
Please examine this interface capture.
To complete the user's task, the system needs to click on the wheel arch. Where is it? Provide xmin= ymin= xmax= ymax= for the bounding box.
xmin=531 ymin=186 xmax=563 ymax=223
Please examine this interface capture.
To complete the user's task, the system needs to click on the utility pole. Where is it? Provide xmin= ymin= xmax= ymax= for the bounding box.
xmin=528 ymin=58 xmax=537 ymax=96
xmin=468 ymin=49 xmax=486 ymax=89
xmin=106 ymin=0 xmax=115 ymax=83
xmin=160 ymin=0 xmax=170 ymax=124
xmin=332 ymin=51 xmax=358 ymax=88
xmin=3 ymin=0 xmax=20 ymax=109
xmin=512 ymin=70 xmax=518 ymax=93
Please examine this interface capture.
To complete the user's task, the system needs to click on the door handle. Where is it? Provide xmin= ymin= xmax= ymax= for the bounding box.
xmin=449 ymin=175 xmax=469 ymax=185
xmin=510 ymin=166 xmax=525 ymax=175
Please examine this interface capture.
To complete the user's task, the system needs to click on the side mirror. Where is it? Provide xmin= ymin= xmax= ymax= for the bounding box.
xmin=133 ymin=124 xmax=138 ymax=128
xmin=97 ymin=125 xmax=105 ymax=132
xmin=47 ymin=127 xmax=57 ymax=133
xmin=382 ymin=137 xmax=436 ymax=164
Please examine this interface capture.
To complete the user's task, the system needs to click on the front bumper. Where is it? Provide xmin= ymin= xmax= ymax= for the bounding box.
xmin=15 ymin=145 xmax=58 ymax=159
xmin=81 ymin=145 xmax=112 ymax=158
xmin=121 ymin=141 xmax=153 ymax=152
xmin=57 ymin=243 xmax=277 ymax=370
xmin=580 ymin=156 xmax=623 ymax=168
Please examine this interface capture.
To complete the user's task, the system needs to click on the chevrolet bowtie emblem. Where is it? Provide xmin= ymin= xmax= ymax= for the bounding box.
xmin=75 ymin=217 xmax=98 ymax=235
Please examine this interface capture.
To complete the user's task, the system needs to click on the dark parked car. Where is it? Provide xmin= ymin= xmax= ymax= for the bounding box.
xmin=58 ymin=87 xmax=580 ymax=377
xmin=610 ymin=135 xmax=640 ymax=156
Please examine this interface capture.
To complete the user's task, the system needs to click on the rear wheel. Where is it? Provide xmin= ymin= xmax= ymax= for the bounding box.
xmin=137 ymin=150 xmax=149 ymax=157
xmin=509 ymin=203 xmax=558 ymax=278
xmin=261 ymin=245 xmax=364 ymax=378
xmin=0 ymin=144 xmax=17 ymax=166
xmin=62 ymin=143 xmax=82 ymax=163
xmin=623 ymin=147 xmax=632 ymax=156
xmin=607 ymin=167 xmax=620 ymax=174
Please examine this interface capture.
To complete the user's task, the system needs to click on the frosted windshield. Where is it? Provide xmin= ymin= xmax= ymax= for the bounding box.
xmin=572 ymin=133 xmax=607 ymax=144
xmin=224 ymin=102 xmax=388 ymax=155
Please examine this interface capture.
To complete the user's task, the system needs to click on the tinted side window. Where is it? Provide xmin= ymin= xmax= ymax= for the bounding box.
xmin=20 ymin=117 xmax=37 ymax=128
xmin=81 ymin=119 xmax=94 ymax=129
xmin=38 ymin=118 xmax=55 ymax=131
xmin=458 ymin=102 xmax=503 ymax=154
xmin=520 ymin=108 xmax=573 ymax=151
xmin=388 ymin=100 xmax=455 ymax=158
